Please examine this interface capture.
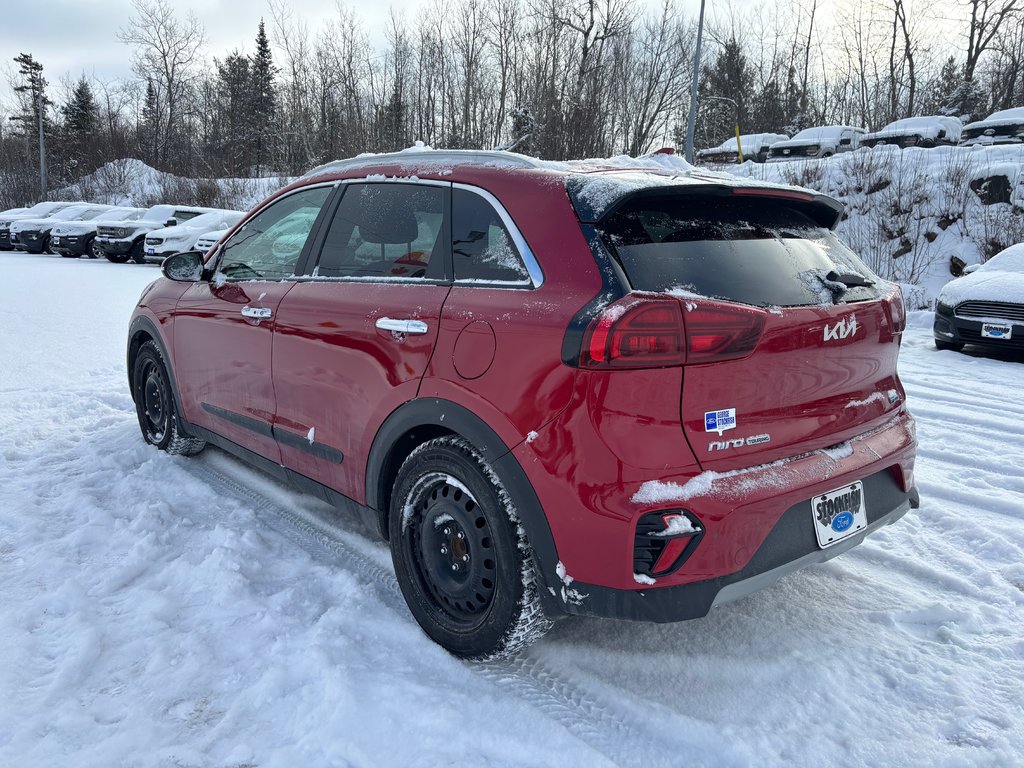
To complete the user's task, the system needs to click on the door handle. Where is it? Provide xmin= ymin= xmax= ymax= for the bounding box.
xmin=241 ymin=306 xmax=272 ymax=319
xmin=376 ymin=317 xmax=429 ymax=335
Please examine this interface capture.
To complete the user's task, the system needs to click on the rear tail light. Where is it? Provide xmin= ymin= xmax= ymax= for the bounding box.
xmin=684 ymin=301 xmax=767 ymax=363
xmin=888 ymin=286 xmax=906 ymax=333
xmin=582 ymin=294 xmax=684 ymax=368
xmin=581 ymin=295 xmax=766 ymax=368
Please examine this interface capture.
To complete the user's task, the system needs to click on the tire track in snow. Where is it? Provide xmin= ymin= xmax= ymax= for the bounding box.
xmin=183 ymin=452 xmax=691 ymax=768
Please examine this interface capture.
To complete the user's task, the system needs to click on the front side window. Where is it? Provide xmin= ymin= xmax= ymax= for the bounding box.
xmin=315 ymin=183 xmax=446 ymax=280
xmin=217 ymin=186 xmax=331 ymax=281
xmin=451 ymin=188 xmax=530 ymax=284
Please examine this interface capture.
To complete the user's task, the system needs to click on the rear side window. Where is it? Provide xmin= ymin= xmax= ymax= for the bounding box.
xmin=451 ymin=188 xmax=530 ymax=284
xmin=315 ymin=183 xmax=446 ymax=280
xmin=599 ymin=196 xmax=880 ymax=307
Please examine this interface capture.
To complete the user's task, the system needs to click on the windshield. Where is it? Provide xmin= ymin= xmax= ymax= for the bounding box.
xmin=142 ymin=207 xmax=176 ymax=222
xmin=598 ymin=196 xmax=881 ymax=307
xmin=49 ymin=206 xmax=96 ymax=221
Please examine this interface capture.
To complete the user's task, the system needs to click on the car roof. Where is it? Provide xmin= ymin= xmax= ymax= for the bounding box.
xmin=288 ymin=148 xmax=843 ymax=228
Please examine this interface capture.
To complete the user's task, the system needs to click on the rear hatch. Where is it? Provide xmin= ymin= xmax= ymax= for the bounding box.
xmin=590 ymin=184 xmax=906 ymax=472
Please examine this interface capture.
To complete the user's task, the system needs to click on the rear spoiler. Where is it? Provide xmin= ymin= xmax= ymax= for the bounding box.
xmin=567 ymin=174 xmax=845 ymax=230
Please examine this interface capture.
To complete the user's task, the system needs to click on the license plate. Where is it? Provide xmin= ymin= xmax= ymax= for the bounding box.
xmin=982 ymin=323 xmax=1012 ymax=340
xmin=145 ymin=247 xmax=155 ymax=256
xmin=98 ymin=235 xmax=109 ymax=242
xmin=812 ymin=481 xmax=867 ymax=548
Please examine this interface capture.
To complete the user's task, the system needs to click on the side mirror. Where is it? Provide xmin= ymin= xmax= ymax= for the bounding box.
xmin=164 ymin=218 xmax=178 ymax=227
xmin=161 ymin=250 xmax=205 ymax=282
xmin=962 ymin=263 xmax=981 ymax=275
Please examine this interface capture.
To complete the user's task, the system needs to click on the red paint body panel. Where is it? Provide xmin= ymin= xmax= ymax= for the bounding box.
xmin=173 ymin=280 xmax=294 ymax=461
xmin=681 ymin=299 xmax=905 ymax=472
xmin=271 ymin=282 xmax=450 ymax=502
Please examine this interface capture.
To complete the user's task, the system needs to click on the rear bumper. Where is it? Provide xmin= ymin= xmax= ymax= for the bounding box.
xmin=564 ymin=472 xmax=918 ymax=623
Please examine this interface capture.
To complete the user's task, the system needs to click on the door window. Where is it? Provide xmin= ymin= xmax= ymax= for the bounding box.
xmin=451 ymin=188 xmax=530 ymax=284
xmin=314 ymin=183 xmax=446 ymax=280
xmin=216 ymin=186 xmax=331 ymax=281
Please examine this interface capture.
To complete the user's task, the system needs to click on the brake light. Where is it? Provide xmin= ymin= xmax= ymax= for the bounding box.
xmin=581 ymin=295 xmax=767 ymax=368
xmin=888 ymin=287 xmax=906 ymax=333
xmin=582 ymin=294 xmax=684 ymax=368
xmin=684 ymin=302 xmax=767 ymax=363
xmin=732 ymin=187 xmax=815 ymax=202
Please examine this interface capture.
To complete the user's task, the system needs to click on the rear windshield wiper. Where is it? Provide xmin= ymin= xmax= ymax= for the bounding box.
xmin=826 ymin=270 xmax=875 ymax=288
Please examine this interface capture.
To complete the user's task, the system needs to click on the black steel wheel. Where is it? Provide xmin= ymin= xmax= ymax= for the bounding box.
xmin=131 ymin=341 xmax=206 ymax=455
xmin=389 ymin=437 xmax=550 ymax=659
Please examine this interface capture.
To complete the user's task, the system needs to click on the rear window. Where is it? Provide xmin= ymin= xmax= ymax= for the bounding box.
xmin=598 ymin=196 xmax=881 ymax=307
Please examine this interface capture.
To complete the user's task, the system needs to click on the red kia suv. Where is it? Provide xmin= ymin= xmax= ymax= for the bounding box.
xmin=128 ymin=150 xmax=919 ymax=659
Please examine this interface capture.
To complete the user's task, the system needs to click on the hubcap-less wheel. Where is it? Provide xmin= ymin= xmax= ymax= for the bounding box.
xmin=406 ymin=476 xmax=496 ymax=624
xmin=139 ymin=357 xmax=169 ymax=443
xmin=89 ymin=238 xmax=102 ymax=258
xmin=130 ymin=341 xmax=206 ymax=456
xmin=389 ymin=437 xmax=551 ymax=659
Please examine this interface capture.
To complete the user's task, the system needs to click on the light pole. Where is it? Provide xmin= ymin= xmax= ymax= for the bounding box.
xmin=684 ymin=0 xmax=707 ymax=164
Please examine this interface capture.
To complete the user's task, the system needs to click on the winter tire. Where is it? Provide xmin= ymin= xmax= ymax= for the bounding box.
xmin=389 ymin=436 xmax=551 ymax=660
xmin=129 ymin=240 xmax=147 ymax=264
xmin=88 ymin=236 xmax=102 ymax=259
xmin=935 ymin=339 xmax=964 ymax=352
xmin=131 ymin=341 xmax=206 ymax=455
xmin=105 ymin=251 xmax=130 ymax=264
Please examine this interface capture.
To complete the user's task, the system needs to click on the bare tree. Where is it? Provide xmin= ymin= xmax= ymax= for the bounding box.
xmin=119 ymin=0 xmax=206 ymax=166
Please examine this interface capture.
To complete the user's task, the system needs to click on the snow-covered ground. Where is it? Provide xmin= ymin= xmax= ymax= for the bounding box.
xmin=1 ymin=252 xmax=1022 ymax=767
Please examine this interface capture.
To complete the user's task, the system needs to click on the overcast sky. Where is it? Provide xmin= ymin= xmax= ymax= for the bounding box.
xmin=2 ymin=0 xmax=425 ymax=106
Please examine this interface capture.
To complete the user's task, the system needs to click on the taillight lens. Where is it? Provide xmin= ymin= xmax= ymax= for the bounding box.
xmin=583 ymin=294 xmax=684 ymax=368
xmin=684 ymin=301 xmax=766 ymax=363
xmin=581 ymin=295 xmax=766 ymax=368
xmin=888 ymin=287 xmax=906 ymax=333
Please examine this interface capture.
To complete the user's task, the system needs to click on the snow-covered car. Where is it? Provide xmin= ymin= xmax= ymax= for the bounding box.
xmin=96 ymin=204 xmax=222 ymax=264
xmin=50 ymin=207 xmax=146 ymax=259
xmin=10 ymin=204 xmax=114 ymax=254
xmin=193 ymin=228 xmax=230 ymax=254
xmin=0 ymin=201 xmax=86 ymax=250
xmin=766 ymin=126 xmax=866 ymax=161
xmin=860 ymin=116 xmax=963 ymax=149
xmin=697 ymin=133 xmax=790 ymax=164
xmin=934 ymin=243 xmax=1024 ymax=352
xmin=143 ymin=210 xmax=244 ymax=262
xmin=960 ymin=107 xmax=1024 ymax=146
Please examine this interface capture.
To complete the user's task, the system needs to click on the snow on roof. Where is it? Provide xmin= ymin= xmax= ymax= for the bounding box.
xmin=964 ymin=107 xmax=1024 ymax=129
xmin=791 ymin=126 xmax=862 ymax=141
xmin=699 ymin=133 xmax=790 ymax=154
xmin=939 ymin=243 xmax=1024 ymax=305
xmin=863 ymin=116 xmax=962 ymax=141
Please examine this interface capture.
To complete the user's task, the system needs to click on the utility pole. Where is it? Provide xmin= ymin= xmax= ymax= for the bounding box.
xmin=37 ymin=86 xmax=47 ymax=200
xmin=684 ymin=0 xmax=707 ymax=164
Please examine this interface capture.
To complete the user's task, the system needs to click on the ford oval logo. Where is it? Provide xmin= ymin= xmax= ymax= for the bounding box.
xmin=832 ymin=511 xmax=855 ymax=532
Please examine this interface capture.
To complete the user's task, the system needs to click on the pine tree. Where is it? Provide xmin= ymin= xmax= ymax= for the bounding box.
xmin=61 ymin=76 xmax=100 ymax=177
xmin=12 ymin=53 xmax=50 ymax=136
xmin=249 ymin=19 xmax=277 ymax=175
xmin=215 ymin=51 xmax=252 ymax=175
xmin=140 ymin=79 xmax=161 ymax=165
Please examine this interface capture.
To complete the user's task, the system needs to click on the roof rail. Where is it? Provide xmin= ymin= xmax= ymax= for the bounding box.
xmin=301 ymin=149 xmax=545 ymax=179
